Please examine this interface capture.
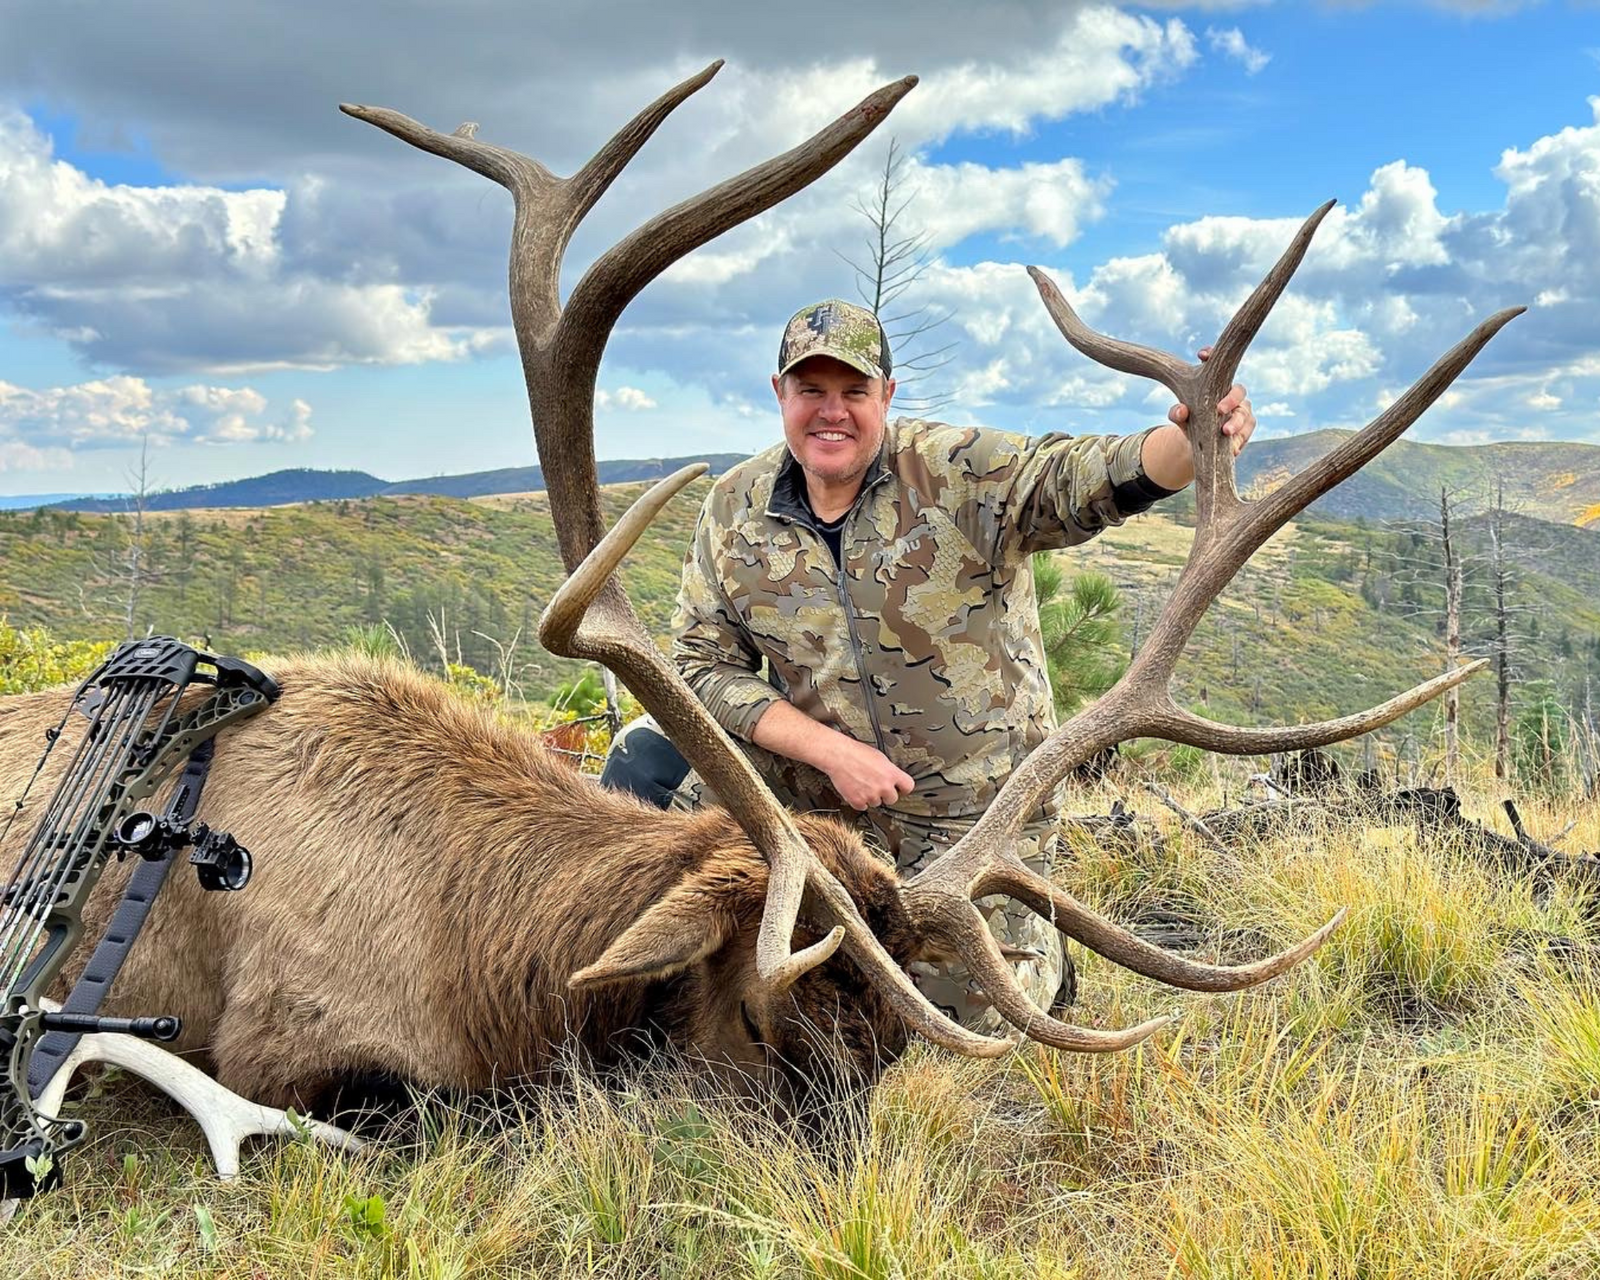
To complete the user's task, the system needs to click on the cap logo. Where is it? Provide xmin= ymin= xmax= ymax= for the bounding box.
xmin=778 ymin=298 xmax=892 ymax=380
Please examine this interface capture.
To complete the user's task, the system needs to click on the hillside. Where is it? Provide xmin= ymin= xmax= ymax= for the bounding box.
xmin=1 ymin=482 xmax=1594 ymax=764
xmin=29 ymin=433 xmax=1599 ymax=528
xmin=1239 ymin=431 xmax=1600 ymax=526
xmin=0 ymin=485 xmax=704 ymax=693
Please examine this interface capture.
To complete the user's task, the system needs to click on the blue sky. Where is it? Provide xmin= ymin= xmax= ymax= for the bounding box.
xmin=1 ymin=0 xmax=1597 ymax=495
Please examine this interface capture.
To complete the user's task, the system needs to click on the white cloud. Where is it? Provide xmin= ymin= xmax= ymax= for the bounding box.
xmin=0 ymin=5 xmax=1203 ymax=385
xmin=0 ymin=1 xmax=1596 ymax=471
xmin=1205 ymin=26 xmax=1271 ymax=74
xmin=0 ymin=441 xmax=73 ymax=473
xmin=596 ymin=386 xmax=659 ymax=411
xmin=0 ymin=376 xmax=314 ymax=451
xmin=0 ymin=110 xmax=495 ymax=374
xmin=901 ymin=157 xmax=1112 ymax=251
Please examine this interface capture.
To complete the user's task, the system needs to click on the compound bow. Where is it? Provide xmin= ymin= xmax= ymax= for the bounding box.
xmin=0 ymin=637 xmax=275 ymax=1198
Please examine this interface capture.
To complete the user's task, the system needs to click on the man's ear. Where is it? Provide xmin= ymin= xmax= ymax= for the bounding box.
xmin=882 ymin=376 xmax=896 ymax=410
xmin=772 ymin=372 xmax=786 ymax=405
xmin=568 ymin=863 xmax=758 ymax=989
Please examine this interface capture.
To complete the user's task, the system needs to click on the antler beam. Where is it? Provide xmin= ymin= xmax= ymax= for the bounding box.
xmin=350 ymin=69 xmax=1046 ymax=1057
xmin=893 ymin=200 xmax=1521 ymax=1049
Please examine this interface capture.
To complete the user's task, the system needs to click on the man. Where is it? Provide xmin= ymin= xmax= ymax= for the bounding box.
xmin=604 ymin=299 xmax=1254 ymax=1029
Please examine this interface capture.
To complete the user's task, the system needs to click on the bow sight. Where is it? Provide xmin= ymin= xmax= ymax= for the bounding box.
xmin=0 ymin=638 xmax=276 ymax=1199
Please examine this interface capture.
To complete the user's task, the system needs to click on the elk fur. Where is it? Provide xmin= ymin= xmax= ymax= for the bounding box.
xmin=0 ymin=653 xmax=918 ymax=1110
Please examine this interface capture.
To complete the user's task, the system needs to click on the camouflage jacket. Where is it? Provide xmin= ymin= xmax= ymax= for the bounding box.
xmin=671 ymin=418 xmax=1175 ymax=828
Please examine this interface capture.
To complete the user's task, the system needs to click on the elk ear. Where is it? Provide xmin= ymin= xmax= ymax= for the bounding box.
xmin=568 ymin=864 xmax=756 ymax=989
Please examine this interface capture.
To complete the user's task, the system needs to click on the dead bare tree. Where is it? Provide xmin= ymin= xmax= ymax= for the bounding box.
xmin=84 ymin=434 xmax=162 ymax=640
xmin=1484 ymin=481 xmax=1553 ymax=780
xmin=842 ymin=137 xmax=956 ymax=414
xmin=1386 ymin=482 xmax=1487 ymax=780
xmin=345 ymin=68 xmax=1518 ymax=1058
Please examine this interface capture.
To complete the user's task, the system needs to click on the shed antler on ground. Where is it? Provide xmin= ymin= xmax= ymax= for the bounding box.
xmin=345 ymin=67 xmax=1520 ymax=1057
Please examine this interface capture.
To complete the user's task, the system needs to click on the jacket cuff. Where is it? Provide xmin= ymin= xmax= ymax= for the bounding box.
xmin=1109 ymin=426 xmax=1182 ymax=515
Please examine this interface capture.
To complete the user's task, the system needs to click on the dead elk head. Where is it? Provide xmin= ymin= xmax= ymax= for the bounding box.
xmin=562 ymin=806 xmax=927 ymax=1100
xmin=344 ymin=65 xmax=1519 ymax=1069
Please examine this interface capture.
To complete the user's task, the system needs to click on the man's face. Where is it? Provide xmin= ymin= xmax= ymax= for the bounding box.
xmin=772 ymin=356 xmax=895 ymax=499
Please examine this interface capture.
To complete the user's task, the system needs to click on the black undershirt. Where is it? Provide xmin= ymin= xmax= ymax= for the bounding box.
xmin=801 ymin=495 xmax=848 ymax=565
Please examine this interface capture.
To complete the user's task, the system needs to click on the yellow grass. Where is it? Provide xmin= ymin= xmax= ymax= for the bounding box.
xmin=5 ymin=773 xmax=1600 ymax=1277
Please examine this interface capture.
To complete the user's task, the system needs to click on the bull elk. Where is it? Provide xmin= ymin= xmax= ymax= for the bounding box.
xmin=0 ymin=65 xmax=1514 ymax=1124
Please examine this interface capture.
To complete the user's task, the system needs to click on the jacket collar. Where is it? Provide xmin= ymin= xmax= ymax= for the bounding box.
xmin=766 ymin=427 xmax=893 ymax=525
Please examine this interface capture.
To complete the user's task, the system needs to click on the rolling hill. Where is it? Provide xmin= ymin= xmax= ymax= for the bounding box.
xmin=1238 ymin=432 xmax=1600 ymax=527
xmin=1 ymin=474 xmax=1594 ymax=772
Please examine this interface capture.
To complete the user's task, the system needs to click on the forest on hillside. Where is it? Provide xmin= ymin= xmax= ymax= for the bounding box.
xmin=0 ymin=479 xmax=1595 ymax=791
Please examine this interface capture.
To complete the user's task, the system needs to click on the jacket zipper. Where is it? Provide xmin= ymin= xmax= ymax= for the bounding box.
xmin=784 ymin=479 xmax=891 ymax=757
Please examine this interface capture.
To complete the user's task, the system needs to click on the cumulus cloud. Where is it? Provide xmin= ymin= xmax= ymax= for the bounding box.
xmin=0 ymin=376 xmax=314 ymax=453
xmin=0 ymin=441 xmax=73 ymax=473
xmin=596 ymin=386 xmax=658 ymax=411
xmin=800 ymin=97 xmax=1600 ymax=449
xmin=0 ymin=0 xmax=1596 ymax=470
xmin=0 ymin=2 xmax=1200 ymax=382
xmin=1205 ymin=26 xmax=1271 ymax=74
xmin=0 ymin=111 xmax=498 ymax=373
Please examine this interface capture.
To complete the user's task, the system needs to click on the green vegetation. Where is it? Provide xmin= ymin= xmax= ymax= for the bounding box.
xmin=1238 ymin=431 xmax=1600 ymax=526
xmin=0 ymin=620 xmax=112 ymax=695
xmin=1032 ymin=557 xmax=1126 ymax=718
xmin=0 ymin=484 xmax=703 ymax=702
xmin=3 ymin=479 xmax=1596 ymax=774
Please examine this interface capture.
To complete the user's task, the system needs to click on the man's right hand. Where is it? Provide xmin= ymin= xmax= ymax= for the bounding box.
xmin=820 ymin=734 xmax=917 ymax=811
xmin=750 ymin=699 xmax=915 ymax=811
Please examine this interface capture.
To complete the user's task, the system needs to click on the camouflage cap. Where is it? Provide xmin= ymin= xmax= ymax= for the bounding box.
xmin=777 ymin=299 xmax=893 ymax=381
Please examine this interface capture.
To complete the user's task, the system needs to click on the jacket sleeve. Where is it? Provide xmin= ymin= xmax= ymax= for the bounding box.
xmin=670 ymin=507 xmax=784 ymax=742
xmin=963 ymin=424 xmax=1181 ymax=558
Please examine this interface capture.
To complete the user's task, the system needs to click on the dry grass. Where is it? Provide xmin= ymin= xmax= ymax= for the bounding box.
xmin=4 ymin=772 xmax=1599 ymax=1278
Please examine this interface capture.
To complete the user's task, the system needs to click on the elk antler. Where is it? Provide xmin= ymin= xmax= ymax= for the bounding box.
xmin=885 ymin=204 xmax=1523 ymax=1049
xmin=346 ymin=66 xmax=1024 ymax=1057
xmin=349 ymin=72 xmax=1519 ymax=1058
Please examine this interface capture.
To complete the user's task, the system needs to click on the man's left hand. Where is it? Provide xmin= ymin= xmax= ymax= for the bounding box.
xmin=1167 ymin=345 xmax=1256 ymax=458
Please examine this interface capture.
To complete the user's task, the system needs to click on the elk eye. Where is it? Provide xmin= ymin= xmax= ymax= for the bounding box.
xmin=740 ymin=1002 xmax=763 ymax=1042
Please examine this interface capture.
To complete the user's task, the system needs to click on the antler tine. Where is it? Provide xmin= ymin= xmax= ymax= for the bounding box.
xmin=1243 ymin=307 xmax=1526 ymax=546
xmin=934 ymin=906 xmax=1173 ymax=1052
xmin=567 ymin=60 xmax=726 ymax=230
xmin=539 ymin=468 xmax=813 ymax=946
xmin=339 ymin=102 xmax=557 ymax=193
xmin=559 ymin=75 xmax=920 ymax=391
xmin=1206 ymin=200 xmax=1337 ymax=394
xmin=1027 ymin=267 xmax=1192 ymax=400
xmin=970 ymin=855 xmax=1347 ymax=991
xmin=1148 ymin=661 xmax=1490 ymax=755
xmin=541 ymin=469 xmax=1018 ymax=1060
xmin=1170 ymin=200 xmax=1337 ymax=537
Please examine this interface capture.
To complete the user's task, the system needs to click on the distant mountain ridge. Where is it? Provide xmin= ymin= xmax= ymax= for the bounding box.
xmin=43 ymin=455 xmax=752 ymax=513
xmin=1238 ymin=431 xmax=1600 ymax=526
xmin=19 ymin=433 xmax=1600 ymax=525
